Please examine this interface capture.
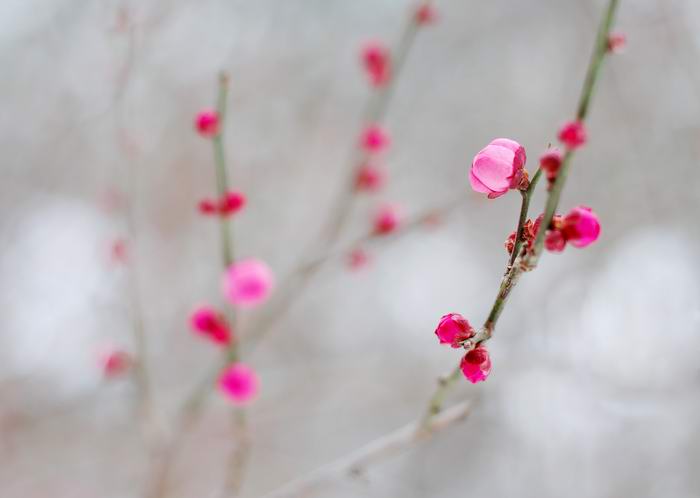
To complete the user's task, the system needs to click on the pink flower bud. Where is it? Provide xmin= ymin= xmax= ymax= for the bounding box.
xmin=355 ymin=163 xmax=386 ymax=192
xmin=469 ymin=138 xmax=527 ymax=199
xmin=435 ymin=313 xmax=474 ymax=348
xmin=218 ymin=191 xmax=246 ymax=216
xmin=460 ymin=346 xmax=492 ymax=384
xmin=361 ymin=41 xmax=391 ymax=87
xmin=415 ymin=4 xmax=437 ymax=25
xmin=348 ymin=248 xmax=370 ymax=270
xmin=361 ymin=125 xmax=390 ymax=153
xmin=195 ymin=109 xmax=220 ymax=138
xmin=99 ymin=349 xmax=132 ymax=379
xmin=373 ymin=204 xmax=401 ymax=235
xmin=544 ymin=229 xmax=567 ymax=253
xmin=539 ymin=147 xmax=563 ymax=185
xmin=223 ymin=258 xmax=275 ymax=308
xmin=198 ymin=198 xmax=218 ymax=215
xmin=557 ymin=121 xmax=587 ymax=150
xmin=218 ymin=363 xmax=259 ymax=405
xmin=607 ymin=32 xmax=626 ymax=54
xmin=562 ymin=205 xmax=600 ymax=248
xmin=189 ymin=306 xmax=231 ymax=345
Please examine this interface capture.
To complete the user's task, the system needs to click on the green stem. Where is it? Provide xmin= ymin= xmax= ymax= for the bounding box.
xmin=421 ymin=0 xmax=620 ymax=423
xmin=508 ymin=168 xmax=542 ymax=268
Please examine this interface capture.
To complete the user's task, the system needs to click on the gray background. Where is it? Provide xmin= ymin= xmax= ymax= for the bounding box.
xmin=1 ymin=0 xmax=699 ymax=497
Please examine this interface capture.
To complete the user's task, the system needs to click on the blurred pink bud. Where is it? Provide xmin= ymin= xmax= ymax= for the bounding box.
xmin=355 ymin=163 xmax=386 ymax=192
xmin=361 ymin=41 xmax=391 ymax=87
xmin=460 ymin=346 xmax=491 ymax=384
xmin=348 ymin=248 xmax=370 ymax=270
xmin=189 ymin=306 xmax=231 ymax=345
xmin=562 ymin=205 xmax=600 ymax=248
xmin=361 ymin=125 xmax=390 ymax=153
xmin=539 ymin=147 xmax=563 ymax=185
xmin=470 ymin=138 xmax=527 ymax=199
xmin=435 ymin=313 xmax=474 ymax=348
xmin=110 ymin=238 xmax=128 ymax=264
xmin=544 ymin=229 xmax=567 ymax=253
xmin=218 ymin=363 xmax=259 ymax=405
xmin=373 ymin=204 xmax=401 ymax=235
xmin=558 ymin=121 xmax=587 ymax=150
xmin=415 ymin=4 xmax=437 ymax=25
xmin=100 ymin=349 xmax=132 ymax=379
xmin=607 ymin=32 xmax=626 ymax=54
xmin=218 ymin=191 xmax=246 ymax=216
xmin=223 ymin=258 xmax=274 ymax=308
xmin=198 ymin=198 xmax=218 ymax=215
xmin=195 ymin=109 xmax=220 ymax=138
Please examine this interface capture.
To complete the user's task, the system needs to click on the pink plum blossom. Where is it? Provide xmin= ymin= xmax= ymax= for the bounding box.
xmin=99 ymin=348 xmax=132 ymax=378
xmin=198 ymin=198 xmax=218 ymax=215
xmin=539 ymin=147 xmax=563 ymax=186
xmin=607 ymin=32 xmax=626 ymax=54
xmin=562 ymin=205 xmax=600 ymax=248
xmin=415 ymin=4 xmax=437 ymax=25
xmin=435 ymin=313 xmax=474 ymax=348
xmin=558 ymin=121 xmax=587 ymax=149
xmin=195 ymin=109 xmax=220 ymax=138
xmin=223 ymin=258 xmax=274 ymax=308
xmin=470 ymin=138 xmax=527 ymax=199
xmin=189 ymin=306 xmax=231 ymax=345
xmin=361 ymin=125 xmax=390 ymax=153
xmin=361 ymin=41 xmax=391 ymax=87
xmin=218 ymin=191 xmax=246 ymax=216
xmin=355 ymin=163 xmax=386 ymax=192
xmin=218 ymin=363 xmax=259 ymax=405
xmin=460 ymin=346 xmax=492 ymax=384
xmin=373 ymin=204 xmax=401 ymax=235
xmin=348 ymin=248 xmax=370 ymax=270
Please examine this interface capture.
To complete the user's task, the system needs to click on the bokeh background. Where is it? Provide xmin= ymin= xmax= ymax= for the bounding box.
xmin=2 ymin=0 xmax=700 ymax=497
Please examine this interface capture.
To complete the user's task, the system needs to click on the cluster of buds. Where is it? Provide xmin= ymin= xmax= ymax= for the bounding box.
xmin=540 ymin=206 xmax=601 ymax=253
xmin=434 ymin=314 xmax=491 ymax=383
xmin=198 ymin=190 xmax=246 ymax=217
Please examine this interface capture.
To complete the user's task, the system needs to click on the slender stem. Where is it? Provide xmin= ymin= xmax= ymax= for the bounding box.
xmin=422 ymin=0 xmax=620 ymax=421
xmin=508 ymin=168 xmax=542 ymax=268
xmin=214 ymin=72 xmax=235 ymax=270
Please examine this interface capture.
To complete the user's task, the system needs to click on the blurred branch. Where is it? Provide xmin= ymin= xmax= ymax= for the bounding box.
xmin=422 ymin=0 xmax=621 ymax=423
xmin=261 ymin=399 xmax=474 ymax=498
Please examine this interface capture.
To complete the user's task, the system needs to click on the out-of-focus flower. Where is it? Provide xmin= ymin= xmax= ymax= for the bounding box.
xmin=361 ymin=125 xmax=390 ymax=153
xmin=195 ymin=109 xmax=220 ymax=138
xmin=470 ymin=138 xmax=527 ymax=198
xmin=189 ymin=306 xmax=231 ymax=345
xmin=198 ymin=199 xmax=218 ymax=215
xmin=218 ymin=363 xmax=259 ymax=405
xmin=460 ymin=346 xmax=491 ymax=383
xmin=415 ymin=4 xmax=437 ymax=25
xmin=110 ymin=238 xmax=128 ymax=264
xmin=361 ymin=41 xmax=391 ymax=87
xmin=348 ymin=248 xmax=370 ymax=270
xmin=435 ymin=313 xmax=474 ymax=348
xmin=607 ymin=32 xmax=626 ymax=54
xmin=558 ymin=121 xmax=587 ymax=150
xmin=223 ymin=258 xmax=275 ymax=308
xmin=539 ymin=147 xmax=564 ymax=187
xmin=218 ymin=191 xmax=246 ymax=216
xmin=373 ymin=204 xmax=401 ymax=235
xmin=100 ymin=348 xmax=132 ymax=379
xmin=355 ymin=163 xmax=386 ymax=192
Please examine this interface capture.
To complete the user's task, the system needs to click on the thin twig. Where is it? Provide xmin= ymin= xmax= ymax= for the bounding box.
xmin=261 ymin=399 xmax=474 ymax=498
xmin=421 ymin=0 xmax=621 ymax=422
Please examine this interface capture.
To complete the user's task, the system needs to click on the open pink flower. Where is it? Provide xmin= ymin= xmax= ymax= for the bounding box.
xmin=189 ymin=306 xmax=231 ymax=345
xmin=355 ymin=163 xmax=385 ymax=192
xmin=373 ymin=204 xmax=401 ymax=235
xmin=562 ymin=205 xmax=600 ymax=248
xmin=460 ymin=346 xmax=492 ymax=383
xmin=558 ymin=121 xmax=587 ymax=149
xmin=223 ymin=258 xmax=274 ymax=308
xmin=361 ymin=125 xmax=390 ymax=153
xmin=435 ymin=313 xmax=474 ymax=348
xmin=195 ymin=109 xmax=220 ymax=138
xmin=218 ymin=363 xmax=259 ymax=405
xmin=470 ymin=138 xmax=527 ymax=199
xmin=361 ymin=41 xmax=391 ymax=87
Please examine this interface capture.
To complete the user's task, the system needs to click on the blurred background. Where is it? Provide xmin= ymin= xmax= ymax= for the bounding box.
xmin=2 ymin=0 xmax=700 ymax=497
